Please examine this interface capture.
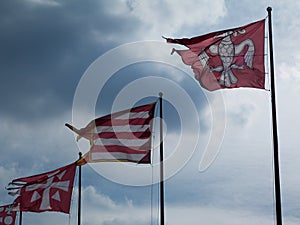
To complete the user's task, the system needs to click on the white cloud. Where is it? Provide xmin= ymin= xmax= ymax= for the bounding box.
xmin=128 ymin=0 xmax=226 ymax=31
xmin=98 ymin=0 xmax=227 ymax=41
xmin=82 ymin=186 xmax=118 ymax=210
xmin=166 ymin=206 xmax=300 ymax=225
xmin=277 ymin=55 xmax=300 ymax=91
xmin=168 ymin=0 xmax=227 ymax=26
xmin=76 ymin=186 xmax=152 ymax=225
xmin=25 ymin=0 xmax=61 ymax=7
xmin=69 ymin=185 xmax=300 ymax=225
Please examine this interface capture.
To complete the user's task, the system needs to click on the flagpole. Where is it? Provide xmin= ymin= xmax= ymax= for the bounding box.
xmin=159 ymin=92 xmax=165 ymax=225
xmin=78 ymin=152 xmax=82 ymax=225
xmin=267 ymin=7 xmax=282 ymax=225
xmin=19 ymin=211 xmax=22 ymax=225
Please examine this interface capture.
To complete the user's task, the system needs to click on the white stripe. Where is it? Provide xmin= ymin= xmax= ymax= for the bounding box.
xmin=91 ymin=152 xmax=146 ymax=161
xmin=94 ymin=138 xmax=149 ymax=146
xmin=95 ymin=124 xmax=150 ymax=133
xmin=115 ymin=111 xmax=150 ymax=119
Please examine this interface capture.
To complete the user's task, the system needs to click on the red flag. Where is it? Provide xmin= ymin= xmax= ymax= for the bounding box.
xmin=66 ymin=102 xmax=157 ymax=164
xmin=164 ymin=19 xmax=265 ymax=91
xmin=0 ymin=204 xmax=17 ymax=225
xmin=9 ymin=163 xmax=76 ymax=214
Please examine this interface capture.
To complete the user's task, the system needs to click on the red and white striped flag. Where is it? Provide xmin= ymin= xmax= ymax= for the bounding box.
xmin=66 ymin=102 xmax=157 ymax=164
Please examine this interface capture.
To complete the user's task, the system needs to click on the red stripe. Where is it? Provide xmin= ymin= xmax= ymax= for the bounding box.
xmin=93 ymin=117 xmax=153 ymax=126
xmin=72 ymin=102 xmax=156 ymax=140
xmin=91 ymin=145 xmax=151 ymax=154
xmin=94 ymin=103 xmax=156 ymax=122
xmin=130 ymin=103 xmax=156 ymax=113
xmin=79 ymin=130 xmax=152 ymax=141
xmin=93 ymin=131 xmax=151 ymax=139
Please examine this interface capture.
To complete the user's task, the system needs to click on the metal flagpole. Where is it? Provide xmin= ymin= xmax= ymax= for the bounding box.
xmin=78 ymin=152 xmax=82 ymax=225
xmin=19 ymin=211 xmax=22 ymax=225
xmin=267 ymin=7 xmax=282 ymax=225
xmin=159 ymin=92 xmax=165 ymax=225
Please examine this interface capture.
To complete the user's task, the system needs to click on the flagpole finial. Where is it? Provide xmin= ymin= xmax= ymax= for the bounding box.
xmin=159 ymin=92 xmax=163 ymax=98
xmin=267 ymin=6 xmax=272 ymax=12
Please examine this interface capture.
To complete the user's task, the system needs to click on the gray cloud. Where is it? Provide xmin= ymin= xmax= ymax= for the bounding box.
xmin=1 ymin=1 xmax=300 ymax=225
xmin=0 ymin=0 xmax=141 ymax=122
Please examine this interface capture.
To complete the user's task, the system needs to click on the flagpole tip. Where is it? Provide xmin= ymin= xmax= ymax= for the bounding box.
xmin=159 ymin=92 xmax=163 ymax=98
xmin=267 ymin=6 xmax=272 ymax=12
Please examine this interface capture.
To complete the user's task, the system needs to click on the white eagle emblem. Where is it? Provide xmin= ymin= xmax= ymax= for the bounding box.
xmin=202 ymin=29 xmax=255 ymax=87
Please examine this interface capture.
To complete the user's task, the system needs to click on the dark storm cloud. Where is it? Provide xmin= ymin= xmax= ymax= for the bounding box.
xmin=0 ymin=0 xmax=140 ymax=122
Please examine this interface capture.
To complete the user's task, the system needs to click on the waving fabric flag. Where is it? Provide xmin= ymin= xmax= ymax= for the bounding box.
xmin=0 ymin=204 xmax=17 ymax=225
xmin=7 ymin=163 xmax=76 ymax=214
xmin=164 ymin=19 xmax=265 ymax=91
xmin=66 ymin=102 xmax=157 ymax=164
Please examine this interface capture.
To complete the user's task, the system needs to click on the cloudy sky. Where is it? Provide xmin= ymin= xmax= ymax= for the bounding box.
xmin=1 ymin=0 xmax=300 ymax=225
